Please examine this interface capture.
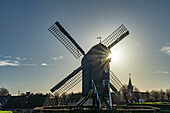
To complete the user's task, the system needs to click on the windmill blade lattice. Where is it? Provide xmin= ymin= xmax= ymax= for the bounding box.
xmin=109 ymin=70 xmax=123 ymax=91
xmin=51 ymin=66 xmax=82 ymax=96
xmin=48 ymin=22 xmax=85 ymax=59
xmin=102 ymin=24 xmax=129 ymax=49
xmin=56 ymin=71 xmax=82 ymax=96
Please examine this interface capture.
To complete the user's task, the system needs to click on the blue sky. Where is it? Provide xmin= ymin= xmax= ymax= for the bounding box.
xmin=0 ymin=0 xmax=170 ymax=95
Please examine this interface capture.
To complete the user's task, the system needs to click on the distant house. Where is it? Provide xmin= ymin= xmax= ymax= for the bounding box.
xmin=126 ymin=76 xmax=150 ymax=102
xmin=133 ymin=91 xmax=150 ymax=102
xmin=111 ymin=93 xmax=122 ymax=104
xmin=67 ymin=93 xmax=82 ymax=105
xmin=0 ymin=96 xmax=10 ymax=110
xmin=4 ymin=93 xmax=50 ymax=113
xmin=0 ymin=103 xmax=2 ymax=110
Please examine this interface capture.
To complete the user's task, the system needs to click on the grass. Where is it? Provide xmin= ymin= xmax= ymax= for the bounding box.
xmin=128 ymin=102 xmax=170 ymax=113
xmin=0 ymin=111 xmax=13 ymax=113
xmin=0 ymin=111 xmax=20 ymax=113
xmin=130 ymin=102 xmax=169 ymax=105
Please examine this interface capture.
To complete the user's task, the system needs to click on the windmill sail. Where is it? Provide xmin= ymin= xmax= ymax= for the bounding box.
xmin=109 ymin=71 xmax=123 ymax=95
xmin=48 ymin=22 xmax=85 ymax=59
xmin=50 ymin=66 xmax=82 ymax=95
xmin=102 ymin=24 xmax=129 ymax=49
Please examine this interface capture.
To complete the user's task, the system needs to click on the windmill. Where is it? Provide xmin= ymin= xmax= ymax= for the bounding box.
xmin=48 ymin=21 xmax=129 ymax=110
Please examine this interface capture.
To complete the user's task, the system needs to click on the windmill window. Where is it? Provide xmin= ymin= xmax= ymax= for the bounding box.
xmin=105 ymin=67 xmax=109 ymax=73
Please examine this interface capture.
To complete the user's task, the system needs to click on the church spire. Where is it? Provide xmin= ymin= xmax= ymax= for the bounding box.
xmin=128 ymin=73 xmax=133 ymax=94
xmin=128 ymin=73 xmax=132 ymax=86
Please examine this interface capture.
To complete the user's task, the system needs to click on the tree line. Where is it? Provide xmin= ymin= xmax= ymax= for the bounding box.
xmin=120 ymin=85 xmax=170 ymax=102
xmin=149 ymin=89 xmax=170 ymax=101
xmin=1 ymin=87 xmax=170 ymax=103
xmin=0 ymin=87 xmax=9 ymax=96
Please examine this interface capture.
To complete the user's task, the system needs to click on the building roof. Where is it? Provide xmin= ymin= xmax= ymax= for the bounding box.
xmin=23 ymin=95 xmax=47 ymax=108
xmin=5 ymin=96 xmax=26 ymax=109
xmin=5 ymin=94 xmax=47 ymax=109
xmin=83 ymin=43 xmax=111 ymax=61
xmin=133 ymin=91 xmax=150 ymax=95
xmin=0 ymin=96 xmax=10 ymax=106
xmin=68 ymin=93 xmax=82 ymax=102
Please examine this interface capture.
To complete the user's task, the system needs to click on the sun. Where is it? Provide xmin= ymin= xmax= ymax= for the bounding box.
xmin=109 ymin=49 xmax=121 ymax=63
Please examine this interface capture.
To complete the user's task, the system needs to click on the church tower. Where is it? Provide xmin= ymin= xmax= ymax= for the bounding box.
xmin=127 ymin=73 xmax=133 ymax=94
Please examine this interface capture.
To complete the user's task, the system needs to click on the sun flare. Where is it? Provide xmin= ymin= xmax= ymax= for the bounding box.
xmin=109 ymin=49 xmax=121 ymax=63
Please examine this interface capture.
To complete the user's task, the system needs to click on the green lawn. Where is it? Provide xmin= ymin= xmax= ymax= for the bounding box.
xmin=131 ymin=102 xmax=169 ymax=105
xmin=0 ymin=111 xmax=13 ymax=113
xmin=128 ymin=102 xmax=170 ymax=113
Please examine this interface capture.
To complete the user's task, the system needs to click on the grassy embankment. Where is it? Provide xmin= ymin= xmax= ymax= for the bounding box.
xmin=129 ymin=102 xmax=170 ymax=113
xmin=0 ymin=111 xmax=20 ymax=113
xmin=0 ymin=111 xmax=12 ymax=113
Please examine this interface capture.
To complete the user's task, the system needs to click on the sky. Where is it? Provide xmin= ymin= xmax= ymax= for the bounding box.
xmin=0 ymin=0 xmax=170 ymax=95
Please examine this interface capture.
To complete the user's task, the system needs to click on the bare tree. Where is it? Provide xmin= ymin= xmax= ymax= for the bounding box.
xmin=0 ymin=87 xmax=9 ymax=96
xmin=159 ymin=89 xmax=166 ymax=101
xmin=150 ymin=90 xmax=160 ymax=101
xmin=132 ymin=86 xmax=140 ymax=101
xmin=120 ymin=84 xmax=128 ymax=95
xmin=166 ymin=89 xmax=170 ymax=101
xmin=133 ymin=86 xmax=140 ymax=92
xmin=61 ymin=93 xmax=69 ymax=105
xmin=120 ymin=84 xmax=129 ymax=102
xmin=20 ymin=93 xmax=25 ymax=96
xmin=146 ymin=90 xmax=150 ymax=101
xmin=54 ymin=92 xmax=60 ymax=106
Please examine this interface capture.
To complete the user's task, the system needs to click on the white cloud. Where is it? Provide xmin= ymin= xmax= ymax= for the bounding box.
xmin=4 ymin=56 xmax=13 ymax=58
xmin=15 ymin=57 xmax=22 ymax=61
xmin=41 ymin=63 xmax=47 ymax=66
xmin=15 ymin=57 xmax=29 ymax=61
xmin=0 ymin=60 xmax=19 ymax=66
xmin=0 ymin=54 xmax=37 ymax=67
xmin=160 ymin=42 xmax=170 ymax=55
xmin=50 ymin=56 xmax=64 ymax=60
xmin=23 ymin=58 xmax=28 ymax=60
xmin=1 ymin=54 xmax=30 ymax=61
xmin=0 ymin=60 xmax=37 ymax=67
xmin=154 ymin=71 xmax=168 ymax=74
xmin=20 ymin=64 xmax=37 ymax=66
xmin=160 ymin=46 xmax=170 ymax=55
